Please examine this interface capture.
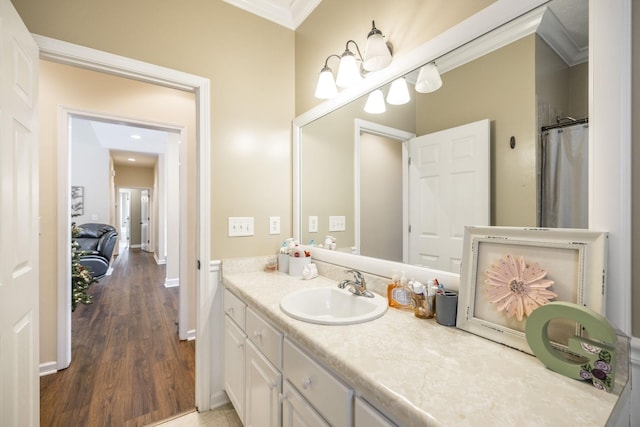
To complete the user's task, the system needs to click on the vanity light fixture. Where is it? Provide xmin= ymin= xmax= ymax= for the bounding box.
xmin=363 ymin=21 xmax=392 ymax=72
xmin=415 ymin=62 xmax=443 ymax=93
xmin=386 ymin=77 xmax=411 ymax=105
xmin=315 ymin=54 xmax=340 ymax=99
xmin=336 ymin=41 xmax=363 ymax=88
xmin=314 ymin=20 xmax=393 ymax=98
xmin=364 ymin=89 xmax=386 ymax=114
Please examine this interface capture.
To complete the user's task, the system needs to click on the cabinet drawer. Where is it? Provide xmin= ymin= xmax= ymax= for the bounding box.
xmin=224 ymin=289 xmax=246 ymax=330
xmin=283 ymin=338 xmax=353 ymax=427
xmin=246 ymin=307 xmax=283 ymax=368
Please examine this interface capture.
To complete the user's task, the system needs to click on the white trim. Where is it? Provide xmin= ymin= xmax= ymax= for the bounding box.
xmin=39 ymin=361 xmax=58 ymax=377
xmin=36 ymin=35 xmax=213 ymax=411
xmin=353 ymin=119 xmax=414 ymax=261
xmin=164 ymin=278 xmax=180 ymax=288
xmin=588 ymin=0 xmax=632 ymax=336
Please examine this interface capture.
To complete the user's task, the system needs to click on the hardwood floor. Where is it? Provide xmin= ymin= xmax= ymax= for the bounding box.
xmin=40 ymin=248 xmax=196 ymax=427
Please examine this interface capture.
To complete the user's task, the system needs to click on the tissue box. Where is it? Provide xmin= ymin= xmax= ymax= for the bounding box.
xmin=288 ymin=256 xmax=310 ymax=277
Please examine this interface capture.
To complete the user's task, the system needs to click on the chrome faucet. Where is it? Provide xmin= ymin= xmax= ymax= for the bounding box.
xmin=338 ymin=269 xmax=374 ymax=298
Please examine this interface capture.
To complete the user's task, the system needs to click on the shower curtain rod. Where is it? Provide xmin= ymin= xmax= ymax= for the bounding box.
xmin=541 ymin=115 xmax=589 ymax=131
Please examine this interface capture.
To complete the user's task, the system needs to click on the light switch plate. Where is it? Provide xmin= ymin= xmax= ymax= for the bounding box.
xmin=228 ymin=217 xmax=254 ymax=237
xmin=269 ymin=216 xmax=281 ymax=235
xmin=329 ymin=215 xmax=346 ymax=232
xmin=308 ymin=216 xmax=318 ymax=233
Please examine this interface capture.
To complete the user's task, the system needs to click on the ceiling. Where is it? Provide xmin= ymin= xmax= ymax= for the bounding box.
xmin=222 ymin=0 xmax=321 ymax=30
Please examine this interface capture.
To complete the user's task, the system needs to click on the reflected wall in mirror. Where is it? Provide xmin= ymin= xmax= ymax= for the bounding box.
xmin=297 ymin=0 xmax=589 ymax=273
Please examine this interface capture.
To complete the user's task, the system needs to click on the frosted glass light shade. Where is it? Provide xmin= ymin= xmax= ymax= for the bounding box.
xmin=363 ymin=33 xmax=392 ymax=71
xmin=364 ymin=89 xmax=386 ymax=114
xmin=386 ymin=77 xmax=410 ymax=105
xmin=336 ymin=51 xmax=362 ymax=88
xmin=315 ymin=67 xmax=338 ymax=99
xmin=415 ymin=62 xmax=443 ymax=93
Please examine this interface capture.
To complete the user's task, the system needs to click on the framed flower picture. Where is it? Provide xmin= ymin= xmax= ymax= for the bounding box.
xmin=457 ymin=226 xmax=608 ymax=356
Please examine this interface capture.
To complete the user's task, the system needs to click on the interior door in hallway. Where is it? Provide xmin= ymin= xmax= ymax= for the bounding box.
xmin=0 ymin=0 xmax=40 ymax=424
xmin=141 ymin=189 xmax=150 ymax=252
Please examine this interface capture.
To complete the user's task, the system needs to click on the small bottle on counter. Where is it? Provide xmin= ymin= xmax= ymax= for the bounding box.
xmin=387 ymin=271 xmax=413 ymax=310
xmin=410 ymin=281 xmax=434 ymax=319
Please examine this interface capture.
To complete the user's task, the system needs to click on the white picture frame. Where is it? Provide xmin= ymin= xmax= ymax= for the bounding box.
xmin=457 ymin=226 xmax=608 ymax=355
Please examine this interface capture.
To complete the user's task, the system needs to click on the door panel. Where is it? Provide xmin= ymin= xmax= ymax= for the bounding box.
xmin=409 ymin=119 xmax=490 ymax=273
xmin=0 ymin=0 xmax=40 ymax=425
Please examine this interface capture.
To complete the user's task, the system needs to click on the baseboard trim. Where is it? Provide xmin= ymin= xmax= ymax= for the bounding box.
xmin=164 ymin=277 xmax=179 ymax=288
xmin=40 ymin=361 xmax=58 ymax=377
xmin=187 ymin=329 xmax=196 ymax=341
xmin=208 ymin=390 xmax=230 ymax=411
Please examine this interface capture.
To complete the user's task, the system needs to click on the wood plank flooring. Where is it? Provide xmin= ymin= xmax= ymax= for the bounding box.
xmin=40 ymin=248 xmax=196 ymax=427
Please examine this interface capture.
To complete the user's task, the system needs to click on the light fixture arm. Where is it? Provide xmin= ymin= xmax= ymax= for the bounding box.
xmin=343 ymin=39 xmax=364 ymax=62
xmin=321 ymin=54 xmax=341 ymax=71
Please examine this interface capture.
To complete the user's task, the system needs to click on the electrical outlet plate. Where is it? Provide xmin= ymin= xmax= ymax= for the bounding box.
xmin=269 ymin=216 xmax=281 ymax=235
xmin=329 ymin=215 xmax=346 ymax=232
xmin=228 ymin=216 xmax=254 ymax=237
xmin=308 ymin=216 xmax=318 ymax=233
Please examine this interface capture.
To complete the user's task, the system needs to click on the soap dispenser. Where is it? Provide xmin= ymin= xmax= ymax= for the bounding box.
xmin=387 ymin=270 xmax=412 ymax=310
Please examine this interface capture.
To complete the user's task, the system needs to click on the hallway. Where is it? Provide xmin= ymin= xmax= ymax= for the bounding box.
xmin=40 ymin=248 xmax=195 ymax=426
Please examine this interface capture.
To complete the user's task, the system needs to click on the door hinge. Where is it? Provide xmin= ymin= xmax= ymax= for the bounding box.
xmin=408 ymin=225 xmax=412 ymax=233
xmin=197 ymin=260 xmax=201 ymax=270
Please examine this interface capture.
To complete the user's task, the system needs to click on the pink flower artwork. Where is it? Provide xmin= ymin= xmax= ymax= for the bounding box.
xmin=484 ymin=253 xmax=558 ymax=321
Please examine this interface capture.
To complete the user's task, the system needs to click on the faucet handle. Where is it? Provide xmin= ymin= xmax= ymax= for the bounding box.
xmin=344 ymin=269 xmax=365 ymax=284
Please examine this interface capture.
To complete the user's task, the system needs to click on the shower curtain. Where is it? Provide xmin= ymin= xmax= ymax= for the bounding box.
xmin=540 ymin=123 xmax=588 ymax=228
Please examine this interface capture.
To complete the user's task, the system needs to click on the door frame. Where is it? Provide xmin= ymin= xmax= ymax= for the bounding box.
xmin=354 ymin=119 xmax=414 ymax=262
xmin=36 ymin=35 xmax=213 ymax=410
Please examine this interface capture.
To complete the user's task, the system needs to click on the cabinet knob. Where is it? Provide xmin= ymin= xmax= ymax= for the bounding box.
xmin=301 ymin=377 xmax=312 ymax=390
xmin=253 ymin=330 xmax=262 ymax=338
xmin=279 ymin=393 xmax=287 ymax=403
xmin=237 ymin=342 xmax=244 ymax=348
xmin=226 ymin=307 xmax=234 ymax=315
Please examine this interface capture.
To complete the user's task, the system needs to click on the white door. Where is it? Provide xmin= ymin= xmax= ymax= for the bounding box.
xmin=281 ymin=381 xmax=330 ymax=427
xmin=408 ymin=119 xmax=490 ymax=273
xmin=140 ymin=189 xmax=150 ymax=252
xmin=120 ymin=190 xmax=130 ymax=248
xmin=0 ymin=1 xmax=40 ymax=425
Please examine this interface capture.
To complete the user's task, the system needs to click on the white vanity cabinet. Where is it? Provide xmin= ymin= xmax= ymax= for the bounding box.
xmin=282 ymin=380 xmax=331 ymax=427
xmin=245 ymin=307 xmax=283 ymax=427
xmin=355 ymin=397 xmax=396 ymax=427
xmin=282 ymin=338 xmax=353 ymax=427
xmin=224 ymin=289 xmax=248 ymax=423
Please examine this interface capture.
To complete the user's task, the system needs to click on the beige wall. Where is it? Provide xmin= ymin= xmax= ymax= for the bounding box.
xmin=12 ymin=0 xmax=295 ymax=262
xmin=418 ymin=35 xmax=537 ymax=227
xmin=38 ymin=59 xmax=197 ymax=363
xmin=114 ymin=165 xmax=155 ymax=188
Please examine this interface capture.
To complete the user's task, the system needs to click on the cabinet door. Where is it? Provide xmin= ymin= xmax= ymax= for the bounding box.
xmin=282 ymin=380 xmax=330 ymax=427
xmin=355 ymin=397 xmax=396 ymax=427
xmin=224 ymin=316 xmax=246 ymax=423
xmin=245 ymin=341 xmax=282 ymax=427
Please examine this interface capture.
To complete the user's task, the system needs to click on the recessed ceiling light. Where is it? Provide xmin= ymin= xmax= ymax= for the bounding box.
xmin=127 ymin=158 xmax=136 ymax=162
xmin=131 ymin=134 xmax=141 ymax=140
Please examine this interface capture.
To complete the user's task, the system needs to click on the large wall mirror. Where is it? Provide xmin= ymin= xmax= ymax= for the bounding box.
xmin=294 ymin=0 xmax=589 ymax=276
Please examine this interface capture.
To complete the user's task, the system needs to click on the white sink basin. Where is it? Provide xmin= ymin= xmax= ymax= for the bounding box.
xmin=280 ymin=286 xmax=388 ymax=325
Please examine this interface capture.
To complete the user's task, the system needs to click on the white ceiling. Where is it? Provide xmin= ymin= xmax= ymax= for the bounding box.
xmin=222 ymin=0 xmax=321 ymax=30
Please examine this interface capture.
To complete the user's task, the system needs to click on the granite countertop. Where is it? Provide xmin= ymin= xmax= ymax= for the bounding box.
xmin=222 ymin=263 xmax=626 ymax=427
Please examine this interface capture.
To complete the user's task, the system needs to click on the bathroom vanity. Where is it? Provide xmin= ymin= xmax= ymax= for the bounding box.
xmin=221 ymin=257 xmax=630 ymax=427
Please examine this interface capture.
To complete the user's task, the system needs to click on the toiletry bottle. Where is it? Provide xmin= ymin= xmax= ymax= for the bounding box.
xmin=411 ymin=281 xmax=433 ymax=319
xmin=387 ymin=271 xmax=412 ymax=309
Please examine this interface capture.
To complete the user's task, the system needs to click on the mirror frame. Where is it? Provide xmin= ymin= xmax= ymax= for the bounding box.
xmin=292 ymin=0 xmax=631 ymax=334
